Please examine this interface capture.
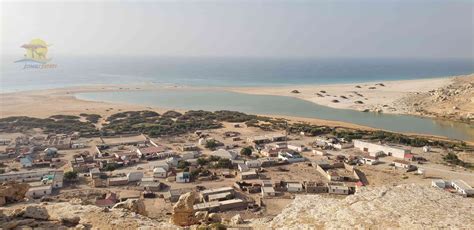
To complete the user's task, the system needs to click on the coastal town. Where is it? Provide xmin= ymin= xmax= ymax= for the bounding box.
xmin=0 ymin=110 xmax=472 ymax=229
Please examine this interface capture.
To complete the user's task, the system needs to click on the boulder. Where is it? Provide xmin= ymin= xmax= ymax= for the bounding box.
xmin=208 ymin=213 xmax=221 ymax=222
xmin=112 ymin=199 xmax=147 ymax=216
xmin=194 ymin=211 xmax=208 ymax=222
xmin=230 ymin=214 xmax=243 ymax=225
xmin=60 ymin=216 xmax=81 ymax=226
xmin=170 ymin=191 xmax=198 ymax=226
xmin=0 ymin=182 xmax=30 ymax=206
xmin=22 ymin=206 xmax=49 ymax=220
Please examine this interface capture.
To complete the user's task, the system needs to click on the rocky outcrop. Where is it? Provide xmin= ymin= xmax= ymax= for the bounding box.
xmin=230 ymin=214 xmax=244 ymax=225
xmin=251 ymin=184 xmax=474 ymax=229
xmin=112 ymin=198 xmax=147 ymax=216
xmin=1 ymin=202 xmax=180 ymax=230
xmin=397 ymin=74 xmax=474 ymax=122
xmin=0 ymin=182 xmax=29 ymax=206
xmin=170 ymin=191 xmax=198 ymax=226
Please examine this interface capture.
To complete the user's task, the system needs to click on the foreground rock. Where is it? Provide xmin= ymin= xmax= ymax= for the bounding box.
xmin=170 ymin=191 xmax=198 ymax=226
xmin=252 ymin=184 xmax=474 ymax=229
xmin=1 ymin=202 xmax=180 ymax=230
xmin=0 ymin=182 xmax=29 ymax=206
xmin=112 ymin=198 xmax=147 ymax=216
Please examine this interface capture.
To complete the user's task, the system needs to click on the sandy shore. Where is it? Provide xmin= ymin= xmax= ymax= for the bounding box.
xmin=227 ymin=77 xmax=455 ymax=114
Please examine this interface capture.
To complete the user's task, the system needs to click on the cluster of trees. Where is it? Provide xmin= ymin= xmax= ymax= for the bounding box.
xmin=79 ymin=113 xmax=102 ymax=123
xmin=0 ymin=116 xmax=99 ymax=135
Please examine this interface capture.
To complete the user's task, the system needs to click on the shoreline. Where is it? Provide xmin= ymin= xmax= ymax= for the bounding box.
xmin=0 ymin=75 xmax=472 ymax=143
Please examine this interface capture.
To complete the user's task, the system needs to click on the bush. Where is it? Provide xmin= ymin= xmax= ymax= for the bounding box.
xmin=104 ymin=164 xmax=118 ymax=171
xmin=240 ymin=147 xmax=252 ymax=156
xmin=205 ymin=140 xmax=219 ymax=149
xmin=64 ymin=171 xmax=78 ymax=181
xmin=177 ymin=160 xmax=191 ymax=169
xmin=217 ymin=159 xmax=232 ymax=169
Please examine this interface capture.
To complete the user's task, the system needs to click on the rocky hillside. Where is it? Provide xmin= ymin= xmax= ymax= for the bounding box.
xmin=397 ymin=74 xmax=474 ymax=122
xmin=0 ymin=201 xmax=179 ymax=230
xmin=252 ymin=184 xmax=474 ymax=229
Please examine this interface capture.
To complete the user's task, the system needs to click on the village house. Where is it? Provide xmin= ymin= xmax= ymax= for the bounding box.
xmin=108 ymin=176 xmax=128 ymax=186
xmin=287 ymin=143 xmax=306 ymax=152
xmin=208 ymin=192 xmax=233 ymax=202
xmin=95 ymin=193 xmax=118 ymax=208
xmin=260 ymin=148 xmax=279 ymax=157
xmin=266 ymin=134 xmax=287 ymax=142
xmin=432 ymin=179 xmax=446 ymax=189
xmin=286 ymin=182 xmax=304 ymax=193
xmin=180 ymin=151 xmax=199 ymax=160
xmin=26 ymin=185 xmax=52 ymax=198
xmin=451 ymin=180 xmax=474 ymax=197
xmin=176 ymin=172 xmax=190 ymax=183
xmin=136 ymin=146 xmax=167 ymax=160
xmin=44 ymin=135 xmax=71 ymax=150
xmin=138 ymin=177 xmax=163 ymax=191
xmin=201 ymin=187 xmax=235 ymax=201
xmin=20 ymin=156 xmax=33 ymax=168
xmin=328 ymin=182 xmax=350 ymax=195
xmin=238 ymin=163 xmax=249 ymax=172
xmin=261 ymin=186 xmax=276 ymax=197
xmin=153 ymin=167 xmax=167 ymax=178
xmin=278 ymin=150 xmax=305 ymax=163
xmin=245 ymin=159 xmax=261 ymax=168
xmin=239 ymin=170 xmax=258 ymax=180
xmin=211 ymin=149 xmax=237 ymax=160
xmin=354 ymin=140 xmax=411 ymax=159
xmin=247 ymin=136 xmax=270 ymax=145
xmin=304 ymin=181 xmax=328 ymax=193
xmin=313 ymin=149 xmax=328 ymax=156
xmin=127 ymin=171 xmax=144 ymax=182
xmin=179 ymin=144 xmax=199 ymax=152
xmin=393 ymin=159 xmax=411 ymax=169
xmin=362 ymin=156 xmax=379 ymax=165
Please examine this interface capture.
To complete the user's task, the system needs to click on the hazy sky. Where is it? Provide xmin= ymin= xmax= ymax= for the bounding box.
xmin=1 ymin=0 xmax=473 ymax=58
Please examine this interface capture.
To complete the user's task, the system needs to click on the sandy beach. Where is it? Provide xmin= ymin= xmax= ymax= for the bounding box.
xmin=228 ymin=77 xmax=454 ymax=114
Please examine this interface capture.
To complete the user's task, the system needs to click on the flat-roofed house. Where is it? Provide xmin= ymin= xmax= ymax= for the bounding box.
xmin=239 ymin=170 xmax=258 ymax=180
xmin=304 ymin=181 xmax=328 ymax=193
xmin=136 ymin=146 xmax=167 ymax=160
xmin=247 ymin=136 xmax=270 ymax=145
xmin=354 ymin=140 xmax=411 ymax=159
xmin=153 ymin=167 xmax=167 ymax=178
xmin=245 ymin=160 xmax=261 ymax=168
xmin=238 ymin=163 xmax=249 ymax=172
xmin=451 ymin=180 xmax=474 ymax=197
xmin=431 ymin=179 xmax=446 ymax=189
xmin=286 ymin=182 xmax=303 ymax=193
xmin=211 ymin=149 xmax=237 ymax=160
xmin=176 ymin=172 xmax=190 ymax=183
xmin=266 ymin=134 xmax=287 ymax=142
xmin=328 ymin=182 xmax=349 ymax=195
xmin=26 ymin=185 xmax=52 ymax=198
xmin=393 ymin=159 xmax=411 ymax=169
xmin=362 ymin=156 xmax=379 ymax=165
xmin=261 ymin=186 xmax=276 ymax=197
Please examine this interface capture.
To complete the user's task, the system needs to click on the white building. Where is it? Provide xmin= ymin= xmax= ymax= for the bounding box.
xmin=26 ymin=185 xmax=52 ymax=198
xmin=393 ymin=159 xmax=411 ymax=169
xmin=431 ymin=179 xmax=446 ymax=189
xmin=176 ymin=172 xmax=190 ymax=183
xmin=261 ymin=186 xmax=276 ymax=197
xmin=286 ymin=182 xmax=303 ymax=193
xmin=127 ymin=171 xmax=144 ymax=182
xmin=211 ymin=149 xmax=237 ymax=160
xmin=354 ymin=140 xmax=411 ymax=159
xmin=245 ymin=160 xmax=261 ymax=168
xmin=362 ymin=156 xmax=379 ymax=165
xmin=313 ymin=149 xmax=327 ymax=156
xmin=287 ymin=144 xmax=305 ymax=152
xmin=153 ymin=167 xmax=167 ymax=178
xmin=237 ymin=163 xmax=249 ymax=172
xmin=451 ymin=180 xmax=474 ymax=197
